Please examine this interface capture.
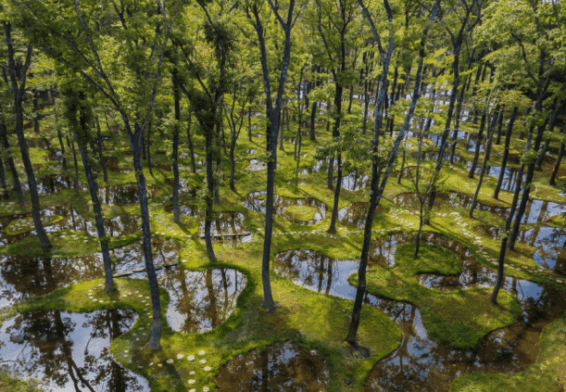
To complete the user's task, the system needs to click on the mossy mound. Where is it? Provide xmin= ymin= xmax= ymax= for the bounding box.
xmin=5 ymin=215 xmax=63 ymax=235
xmin=0 ymin=371 xmax=42 ymax=392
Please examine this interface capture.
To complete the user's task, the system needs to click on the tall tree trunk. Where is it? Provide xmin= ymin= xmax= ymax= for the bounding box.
xmin=450 ymin=73 xmax=469 ymax=163
xmin=130 ymin=122 xmax=162 ymax=350
xmin=468 ymin=112 xmax=486 ymax=178
xmin=0 ymin=111 xmax=24 ymax=205
xmin=187 ymin=111 xmax=196 ymax=173
xmin=469 ymin=108 xmax=498 ymax=217
xmin=68 ymin=133 xmax=81 ymax=195
xmin=3 ymin=28 xmax=50 ymax=250
xmin=95 ymin=116 xmax=107 ymax=183
xmin=57 ymin=127 xmax=67 ymax=171
xmin=204 ymin=132 xmax=216 ymax=260
xmin=328 ymin=79 xmax=344 ymax=233
xmin=71 ymin=92 xmax=114 ymax=294
xmin=495 ymin=105 xmax=505 ymax=145
xmin=347 ymin=0 xmax=436 ymax=346
xmin=494 ymin=107 xmax=518 ymax=199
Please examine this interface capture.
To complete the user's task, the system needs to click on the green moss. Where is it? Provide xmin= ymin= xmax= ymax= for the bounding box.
xmin=5 ymin=215 xmax=63 ymax=235
xmin=450 ymin=313 xmax=566 ymax=392
xmin=285 ymin=204 xmax=317 ymax=221
xmin=350 ymin=242 xmax=522 ymax=348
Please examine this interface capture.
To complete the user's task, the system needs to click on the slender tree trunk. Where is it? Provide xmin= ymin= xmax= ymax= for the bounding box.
xmin=68 ymin=133 xmax=81 ymax=195
xmin=71 ymin=93 xmax=114 ymax=294
xmin=187 ymin=111 xmax=196 ymax=173
xmin=468 ymin=112 xmax=486 ymax=178
xmin=495 ymin=105 xmax=505 ymax=145
xmin=347 ymin=0 xmax=436 ymax=346
xmin=204 ymin=132 xmax=216 ymax=260
xmin=328 ymin=78 xmax=344 ymax=233
xmin=146 ymin=117 xmax=153 ymax=176
xmin=57 ymin=127 xmax=67 ymax=171
xmin=0 ymin=114 xmax=23 ymax=205
xmin=469 ymin=109 xmax=498 ymax=217
xmin=450 ymin=74 xmax=469 ymax=163
xmin=494 ymin=107 xmax=518 ymax=199
xmin=130 ymin=122 xmax=162 ymax=350
xmin=95 ymin=116 xmax=107 ymax=183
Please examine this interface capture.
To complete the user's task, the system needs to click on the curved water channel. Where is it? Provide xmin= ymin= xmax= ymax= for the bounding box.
xmin=273 ymin=231 xmax=566 ymax=391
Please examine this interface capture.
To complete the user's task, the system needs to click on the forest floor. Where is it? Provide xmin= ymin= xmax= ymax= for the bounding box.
xmin=1 ymin=103 xmax=566 ymax=391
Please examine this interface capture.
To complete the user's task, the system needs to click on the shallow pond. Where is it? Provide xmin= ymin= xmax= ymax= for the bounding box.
xmin=475 ymin=225 xmax=566 ymax=276
xmin=0 ymin=238 xmax=179 ymax=309
xmin=273 ymin=232 xmax=566 ymax=391
xmin=215 ymin=341 xmax=329 ymax=392
xmin=165 ymin=204 xmax=251 ymax=244
xmin=131 ymin=267 xmax=247 ymax=334
xmin=394 ymin=191 xmax=566 ymax=224
xmin=242 ymin=191 xmax=327 ymax=225
xmin=0 ymin=309 xmax=150 ymax=392
xmin=99 ymin=184 xmax=158 ymax=206
xmin=338 ymin=202 xmax=385 ymax=228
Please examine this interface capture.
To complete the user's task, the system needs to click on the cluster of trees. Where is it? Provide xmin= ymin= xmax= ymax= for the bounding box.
xmin=0 ymin=0 xmax=565 ymax=353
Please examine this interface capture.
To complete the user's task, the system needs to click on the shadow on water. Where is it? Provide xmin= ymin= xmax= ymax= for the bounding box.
xmin=130 ymin=267 xmax=247 ymax=334
xmin=242 ymin=191 xmax=327 ymax=225
xmin=272 ymin=232 xmax=566 ymax=392
xmin=215 ymin=341 xmax=329 ymax=392
xmin=0 ymin=309 xmax=150 ymax=392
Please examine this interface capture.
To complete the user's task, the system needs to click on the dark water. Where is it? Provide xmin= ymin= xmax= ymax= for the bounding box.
xmin=215 ymin=341 xmax=329 ymax=392
xmin=272 ymin=232 xmax=566 ymax=392
xmin=164 ymin=179 xmax=199 ymax=198
xmin=165 ymin=204 xmax=251 ymax=244
xmin=242 ymin=191 xmax=327 ymax=225
xmin=0 ymin=309 xmax=150 ymax=392
xmin=20 ymin=175 xmax=82 ymax=195
xmin=131 ymin=267 xmax=247 ymax=334
xmin=99 ymin=184 xmax=158 ymax=206
xmin=475 ymin=225 xmax=566 ymax=276
xmin=338 ymin=202 xmax=385 ymax=228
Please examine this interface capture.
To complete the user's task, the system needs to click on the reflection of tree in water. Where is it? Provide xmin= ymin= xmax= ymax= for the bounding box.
xmin=160 ymin=267 xmax=247 ymax=333
xmin=274 ymin=250 xmax=336 ymax=295
xmin=216 ymin=342 xmax=329 ymax=392
xmin=0 ymin=254 xmax=103 ymax=309
xmin=0 ymin=309 xmax=149 ymax=392
xmin=271 ymin=232 xmax=566 ymax=392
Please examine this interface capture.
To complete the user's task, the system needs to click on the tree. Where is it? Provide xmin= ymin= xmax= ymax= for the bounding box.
xmin=2 ymin=20 xmax=50 ymax=250
xmin=246 ymin=0 xmax=297 ymax=311
xmin=10 ymin=0 xmax=185 ymax=350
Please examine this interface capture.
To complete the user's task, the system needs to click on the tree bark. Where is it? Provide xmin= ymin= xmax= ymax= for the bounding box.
xmin=95 ymin=116 xmax=107 ymax=182
xmin=3 ymin=25 xmax=50 ymax=249
xmin=494 ymin=107 xmax=518 ymax=199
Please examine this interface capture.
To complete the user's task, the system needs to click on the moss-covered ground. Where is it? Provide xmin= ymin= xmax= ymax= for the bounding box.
xmin=1 ymin=97 xmax=566 ymax=391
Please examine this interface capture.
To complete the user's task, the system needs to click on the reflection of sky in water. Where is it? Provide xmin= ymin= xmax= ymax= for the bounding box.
xmin=0 ymin=309 xmax=149 ymax=392
xmin=273 ymin=232 xmax=566 ymax=392
xmin=131 ymin=267 xmax=247 ymax=333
